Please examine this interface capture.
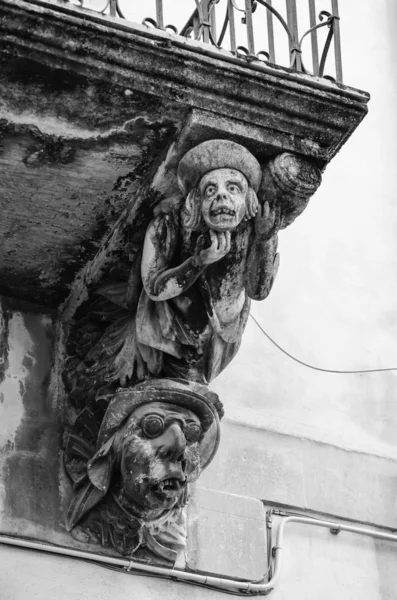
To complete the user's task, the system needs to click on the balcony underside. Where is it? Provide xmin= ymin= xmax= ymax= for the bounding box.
xmin=0 ymin=0 xmax=369 ymax=307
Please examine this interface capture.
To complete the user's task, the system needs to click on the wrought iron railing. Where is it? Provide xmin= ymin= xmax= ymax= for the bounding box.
xmin=65 ymin=0 xmax=343 ymax=83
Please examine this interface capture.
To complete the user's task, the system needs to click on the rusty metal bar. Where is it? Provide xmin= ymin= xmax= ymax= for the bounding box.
xmin=228 ymin=0 xmax=237 ymax=53
xmin=265 ymin=0 xmax=275 ymax=64
xmin=245 ymin=0 xmax=255 ymax=55
xmin=109 ymin=0 xmax=117 ymax=18
xmin=331 ymin=0 xmax=343 ymax=82
xmin=285 ymin=0 xmax=298 ymax=54
xmin=285 ymin=0 xmax=302 ymax=71
xmin=202 ymin=0 xmax=210 ymax=43
xmin=156 ymin=0 xmax=164 ymax=29
xmin=210 ymin=0 xmax=217 ymax=41
xmin=308 ymin=0 xmax=319 ymax=75
xmin=193 ymin=14 xmax=200 ymax=39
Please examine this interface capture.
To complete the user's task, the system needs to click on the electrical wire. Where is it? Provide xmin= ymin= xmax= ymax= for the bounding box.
xmin=249 ymin=313 xmax=397 ymax=375
xmin=97 ymin=561 xmax=261 ymax=596
xmin=14 ymin=543 xmax=254 ymax=597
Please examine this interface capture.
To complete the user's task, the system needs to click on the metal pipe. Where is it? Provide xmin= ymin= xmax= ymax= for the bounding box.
xmin=265 ymin=514 xmax=397 ymax=592
xmin=0 ymin=513 xmax=396 ymax=596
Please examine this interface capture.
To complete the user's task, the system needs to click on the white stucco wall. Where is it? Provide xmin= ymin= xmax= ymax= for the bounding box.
xmin=212 ymin=0 xmax=397 ymax=461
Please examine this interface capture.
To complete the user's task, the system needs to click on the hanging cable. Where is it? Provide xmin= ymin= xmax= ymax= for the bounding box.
xmin=249 ymin=313 xmax=397 ymax=374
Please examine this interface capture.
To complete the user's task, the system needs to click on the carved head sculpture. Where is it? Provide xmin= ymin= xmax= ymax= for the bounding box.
xmin=65 ymin=378 xmax=222 ymax=534
xmin=177 ymin=140 xmax=262 ymax=231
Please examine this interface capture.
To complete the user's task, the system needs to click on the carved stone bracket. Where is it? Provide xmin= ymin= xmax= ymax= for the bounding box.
xmin=64 ymin=379 xmax=221 ymax=562
xmin=62 ymin=135 xmax=321 ymax=562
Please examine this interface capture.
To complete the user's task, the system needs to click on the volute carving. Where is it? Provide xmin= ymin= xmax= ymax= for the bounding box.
xmin=63 ymin=139 xmax=321 ymax=562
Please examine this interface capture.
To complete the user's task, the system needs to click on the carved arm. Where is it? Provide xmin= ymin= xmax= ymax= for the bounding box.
xmin=141 ymin=214 xmax=206 ymax=301
xmin=245 ymin=202 xmax=280 ymax=301
xmin=245 ymin=233 xmax=280 ymax=301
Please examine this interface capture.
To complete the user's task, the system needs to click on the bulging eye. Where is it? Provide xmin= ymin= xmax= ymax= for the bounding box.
xmin=141 ymin=415 xmax=164 ymax=438
xmin=206 ymin=186 xmax=216 ymax=196
xmin=228 ymin=184 xmax=239 ymax=193
xmin=184 ymin=423 xmax=202 ymax=444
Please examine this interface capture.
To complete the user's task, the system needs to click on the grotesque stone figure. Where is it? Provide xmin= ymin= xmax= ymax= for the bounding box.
xmin=64 ymin=379 xmax=222 ymax=562
xmin=135 ymin=140 xmax=321 ymax=383
xmin=64 ymin=140 xmax=321 ymax=401
xmin=62 ymin=139 xmax=322 ymax=563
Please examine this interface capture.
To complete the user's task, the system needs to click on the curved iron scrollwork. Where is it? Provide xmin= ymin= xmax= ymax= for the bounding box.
xmin=62 ymin=0 xmax=343 ymax=82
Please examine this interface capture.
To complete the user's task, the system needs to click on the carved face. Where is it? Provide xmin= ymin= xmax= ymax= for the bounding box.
xmin=199 ymin=168 xmax=249 ymax=231
xmin=117 ymin=403 xmax=203 ymax=514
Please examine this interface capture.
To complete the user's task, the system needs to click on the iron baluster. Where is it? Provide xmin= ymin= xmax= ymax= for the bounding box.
xmin=109 ymin=0 xmax=116 ymax=17
xmin=317 ymin=12 xmax=335 ymax=79
xmin=60 ymin=0 xmax=343 ymax=82
xmin=216 ymin=4 xmax=231 ymax=49
xmin=210 ymin=0 xmax=217 ymax=42
xmin=331 ymin=0 xmax=343 ymax=82
xmin=228 ymin=0 xmax=237 ymax=52
xmin=156 ymin=0 xmax=164 ymax=29
xmin=266 ymin=0 xmax=275 ymax=64
xmin=201 ymin=0 xmax=211 ymax=43
xmin=285 ymin=0 xmax=302 ymax=71
xmin=244 ymin=0 xmax=256 ymax=56
xmin=308 ymin=0 xmax=319 ymax=75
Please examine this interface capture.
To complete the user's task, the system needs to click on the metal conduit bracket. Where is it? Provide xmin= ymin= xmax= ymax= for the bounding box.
xmin=330 ymin=525 xmax=341 ymax=535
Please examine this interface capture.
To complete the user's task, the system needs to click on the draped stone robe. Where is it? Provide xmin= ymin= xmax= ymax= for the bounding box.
xmin=136 ymin=206 xmax=277 ymax=383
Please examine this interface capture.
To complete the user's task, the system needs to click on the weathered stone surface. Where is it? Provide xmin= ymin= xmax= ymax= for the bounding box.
xmin=187 ymin=487 xmax=267 ymax=580
xmin=199 ymin=420 xmax=397 ymax=530
xmin=0 ymin=300 xmax=60 ymax=535
xmin=0 ymin=0 xmax=369 ymax=307
xmin=0 ymin=53 xmax=182 ymax=305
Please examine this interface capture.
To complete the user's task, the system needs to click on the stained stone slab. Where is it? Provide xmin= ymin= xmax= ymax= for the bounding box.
xmin=186 ymin=486 xmax=267 ymax=581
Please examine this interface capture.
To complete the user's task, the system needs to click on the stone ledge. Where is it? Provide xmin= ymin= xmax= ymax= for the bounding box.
xmin=1 ymin=0 xmax=369 ymax=165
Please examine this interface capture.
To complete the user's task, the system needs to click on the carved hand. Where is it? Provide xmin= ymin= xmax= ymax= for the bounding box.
xmin=254 ymin=201 xmax=281 ymax=241
xmin=195 ymin=230 xmax=231 ymax=266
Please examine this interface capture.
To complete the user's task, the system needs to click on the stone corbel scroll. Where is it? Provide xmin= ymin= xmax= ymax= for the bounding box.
xmin=63 ymin=139 xmax=321 ymax=562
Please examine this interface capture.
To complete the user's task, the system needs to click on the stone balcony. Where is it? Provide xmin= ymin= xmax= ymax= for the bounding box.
xmin=0 ymin=0 xmax=369 ymax=307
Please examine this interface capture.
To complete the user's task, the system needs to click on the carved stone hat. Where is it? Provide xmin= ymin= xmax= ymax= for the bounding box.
xmin=177 ymin=139 xmax=262 ymax=195
xmin=96 ymin=378 xmax=222 ymax=469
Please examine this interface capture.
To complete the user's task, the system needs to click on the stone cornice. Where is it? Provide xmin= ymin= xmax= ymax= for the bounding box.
xmin=1 ymin=0 xmax=369 ymax=165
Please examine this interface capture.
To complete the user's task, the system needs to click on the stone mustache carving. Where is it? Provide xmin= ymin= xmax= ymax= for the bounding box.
xmin=63 ymin=139 xmax=321 ymax=562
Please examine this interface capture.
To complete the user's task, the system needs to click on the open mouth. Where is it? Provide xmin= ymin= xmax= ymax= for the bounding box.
xmin=151 ymin=478 xmax=185 ymax=499
xmin=210 ymin=208 xmax=236 ymax=217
